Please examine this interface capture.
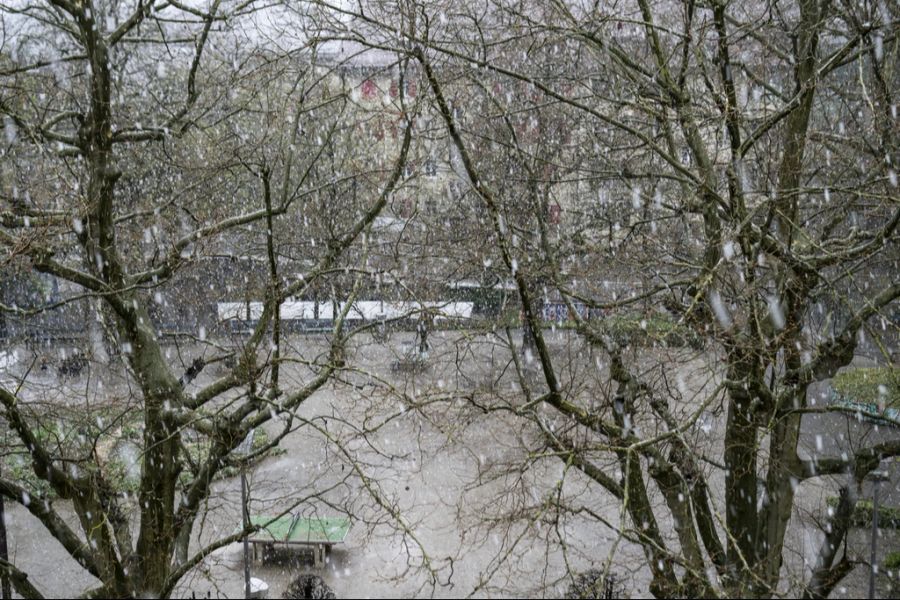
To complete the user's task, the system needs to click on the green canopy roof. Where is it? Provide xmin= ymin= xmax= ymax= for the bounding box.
xmin=246 ymin=515 xmax=351 ymax=544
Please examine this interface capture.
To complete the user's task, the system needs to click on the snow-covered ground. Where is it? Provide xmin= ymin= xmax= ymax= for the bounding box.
xmin=2 ymin=331 xmax=897 ymax=598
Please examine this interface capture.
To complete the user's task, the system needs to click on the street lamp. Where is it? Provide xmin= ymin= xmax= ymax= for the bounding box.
xmin=868 ymin=469 xmax=891 ymax=600
xmin=236 ymin=429 xmax=255 ymax=600
xmin=0 ymin=461 xmax=11 ymax=600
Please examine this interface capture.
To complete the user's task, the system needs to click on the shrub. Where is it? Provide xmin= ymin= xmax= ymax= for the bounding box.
xmin=832 ymin=367 xmax=900 ymax=408
xmin=826 ymin=496 xmax=900 ymax=529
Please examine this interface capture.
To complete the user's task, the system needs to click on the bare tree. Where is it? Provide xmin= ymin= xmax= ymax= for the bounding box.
xmin=0 ymin=1 xmax=419 ymax=596
xmin=3 ymin=0 xmax=898 ymax=597
xmin=317 ymin=0 xmax=900 ymax=596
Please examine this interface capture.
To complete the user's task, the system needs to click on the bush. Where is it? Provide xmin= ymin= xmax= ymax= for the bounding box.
xmin=4 ymin=413 xmax=283 ymax=499
xmin=826 ymin=496 xmax=900 ymax=529
xmin=282 ymin=574 xmax=335 ymax=599
xmin=582 ymin=313 xmax=703 ymax=349
xmin=179 ymin=426 xmax=285 ymax=484
xmin=832 ymin=367 xmax=900 ymax=408
xmin=565 ymin=570 xmax=626 ymax=599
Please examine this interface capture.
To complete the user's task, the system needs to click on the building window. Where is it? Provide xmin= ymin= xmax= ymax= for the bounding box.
xmin=372 ymin=118 xmax=384 ymax=141
xmin=361 ymin=79 xmax=377 ymax=99
xmin=399 ymin=198 xmax=414 ymax=218
xmin=548 ymin=202 xmax=561 ymax=224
